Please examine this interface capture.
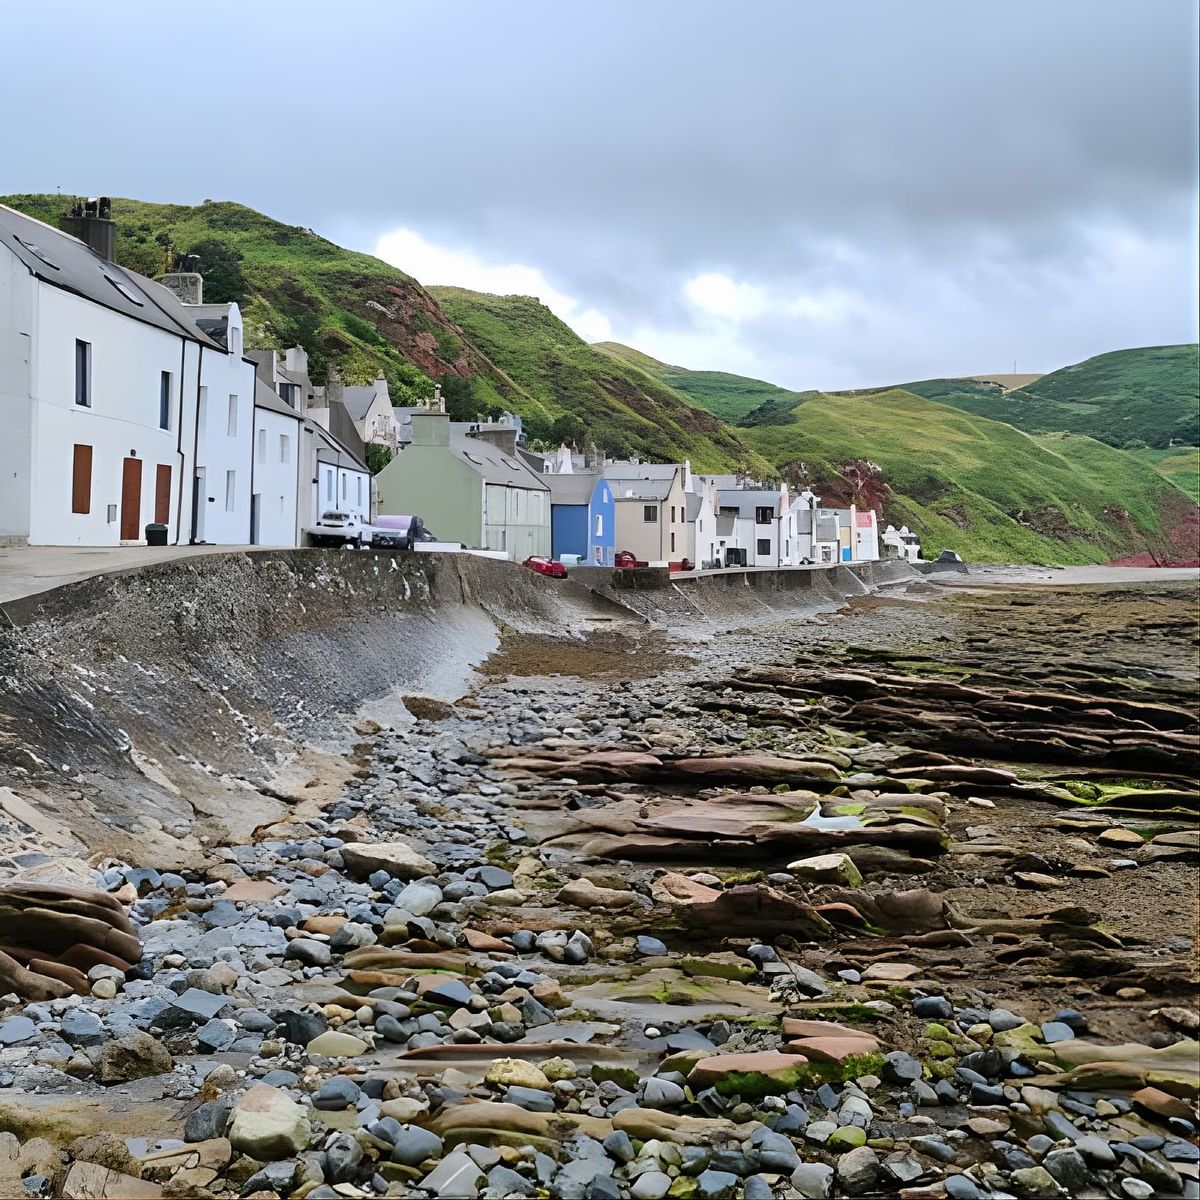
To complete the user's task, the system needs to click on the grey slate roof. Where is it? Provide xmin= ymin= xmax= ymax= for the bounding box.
xmin=451 ymin=430 xmax=549 ymax=491
xmin=609 ymin=478 xmax=672 ymax=502
xmin=716 ymin=489 xmax=783 ymax=519
xmin=545 ymin=472 xmax=602 ymax=506
xmin=341 ymin=385 xmax=381 ymax=421
xmin=605 ymin=462 xmax=679 ymax=483
xmin=254 ymin=378 xmax=304 ymax=421
xmin=0 ymin=203 xmax=224 ymax=350
xmin=313 ymin=421 xmax=370 ymax=472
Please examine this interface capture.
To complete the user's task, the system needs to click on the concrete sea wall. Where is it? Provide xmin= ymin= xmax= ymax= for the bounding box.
xmin=0 ymin=551 xmax=916 ymax=872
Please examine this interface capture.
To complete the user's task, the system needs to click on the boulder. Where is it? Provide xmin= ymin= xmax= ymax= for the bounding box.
xmin=96 ymin=1032 xmax=173 ymax=1084
xmin=62 ymin=1162 xmax=162 ymax=1199
xmin=557 ymin=878 xmax=639 ymax=910
xmin=228 ymin=1085 xmax=312 ymax=1159
xmin=787 ymin=853 xmax=863 ymax=887
xmin=339 ymin=841 xmax=436 ymax=881
xmin=688 ymin=1051 xmax=812 ymax=1096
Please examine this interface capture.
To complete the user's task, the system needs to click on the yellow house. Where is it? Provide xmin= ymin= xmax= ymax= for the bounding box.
xmin=605 ymin=464 xmax=690 ymax=564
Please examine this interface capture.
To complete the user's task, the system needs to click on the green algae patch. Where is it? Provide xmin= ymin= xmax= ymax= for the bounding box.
xmin=679 ymin=955 xmax=757 ymax=983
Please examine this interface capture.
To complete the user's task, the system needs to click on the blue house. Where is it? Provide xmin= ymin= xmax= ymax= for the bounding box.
xmin=547 ymin=473 xmax=614 ymax=566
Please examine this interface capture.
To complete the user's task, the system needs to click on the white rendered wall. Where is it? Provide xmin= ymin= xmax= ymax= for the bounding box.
xmin=28 ymin=282 xmax=192 ymax=546
xmin=252 ymin=406 xmax=301 ymax=545
xmin=0 ymin=245 xmax=34 ymax=540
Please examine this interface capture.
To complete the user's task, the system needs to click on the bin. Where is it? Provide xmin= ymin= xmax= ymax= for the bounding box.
xmin=145 ymin=523 xmax=168 ymax=546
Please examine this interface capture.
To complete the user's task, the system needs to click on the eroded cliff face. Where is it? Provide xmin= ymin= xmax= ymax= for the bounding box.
xmin=0 ymin=552 xmax=623 ymax=871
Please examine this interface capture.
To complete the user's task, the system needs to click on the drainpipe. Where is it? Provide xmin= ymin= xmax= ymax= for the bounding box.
xmin=172 ymin=339 xmax=187 ymax=544
xmin=190 ymin=346 xmax=204 ymax=543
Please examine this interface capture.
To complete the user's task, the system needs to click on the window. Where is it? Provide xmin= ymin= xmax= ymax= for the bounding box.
xmin=226 ymin=395 xmax=238 ymax=437
xmin=279 ymin=382 xmax=299 ymax=408
xmin=757 ymin=538 xmax=771 ymax=555
xmin=225 ymin=470 xmax=236 ymax=512
xmin=158 ymin=371 xmax=172 ymax=429
xmin=279 ymin=433 xmax=290 ymax=462
xmin=671 ymin=505 xmax=676 ymax=523
xmin=755 ymin=506 xmax=773 ymax=525
xmin=643 ymin=504 xmax=658 ymax=523
xmin=325 ymin=470 xmax=334 ymax=502
xmin=74 ymin=340 xmax=91 ymax=407
xmin=257 ymin=429 xmax=267 ymax=461
xmin=595 ymin=513 xmax=603 ymax=537
xmin=71 ymin=444 xmax=92 ymax=513
xmin=356 ymin=476 xmax=363 ymax=507
xmin=230 ymin=327 xmax=242 ymax=356
xmin=670 ymin=531 xmax=676 ymax=553
xmin=341 ymin=474 xmax=347 ymax=499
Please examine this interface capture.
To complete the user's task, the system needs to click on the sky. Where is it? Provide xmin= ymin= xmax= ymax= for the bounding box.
xmin=3 ymin=1 xmax=1196 ymax=390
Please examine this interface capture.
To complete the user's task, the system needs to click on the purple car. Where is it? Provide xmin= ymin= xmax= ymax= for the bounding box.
xmin=371 ymin=514 xmax=435 ymax=550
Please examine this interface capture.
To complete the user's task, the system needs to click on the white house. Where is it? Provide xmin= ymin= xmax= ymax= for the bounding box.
xmin=175 ymin=297 xmax=256 ymax=545
xmin=882 ymin=524 xmax=922 ymax=561
xmin=312 ymin=423 xmax=372 ymax=532
xmin=712 ymin=484 xmax=793 ymax=567
xmin=0 ymin=201 xmax=225 ymax=547
xmin=253 ymin=380 xmax=303 ymax=545
xmin=339 ymin=374 xmax=399 ymax=451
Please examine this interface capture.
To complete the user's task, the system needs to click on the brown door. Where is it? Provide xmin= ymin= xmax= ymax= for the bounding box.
xmin=120 ymin=457 xmax=142 ymax=540
xmin=155 ymin=464 xmax=172 ymax=524
xmin=71 ymin=444 xmax=92 ymax=514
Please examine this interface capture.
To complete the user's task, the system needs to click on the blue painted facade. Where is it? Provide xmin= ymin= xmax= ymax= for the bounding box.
xmin=587 ymin=476 xmax=615 ymax=566
xmin=551 ymin=504 xmax=588 ymax=561
xmin=550 ymin=476 xmax=615 ymax=566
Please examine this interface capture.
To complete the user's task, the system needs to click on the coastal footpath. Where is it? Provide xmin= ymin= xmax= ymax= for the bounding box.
xmin=0 ymin=552 xmax=1196 ymax=1199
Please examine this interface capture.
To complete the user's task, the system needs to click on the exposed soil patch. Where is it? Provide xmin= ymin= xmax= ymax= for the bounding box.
xmin=481 ymin=628 xmax=697 ymax=680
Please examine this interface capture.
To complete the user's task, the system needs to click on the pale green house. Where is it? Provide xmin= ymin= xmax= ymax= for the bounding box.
xmin=375 ymin=411 xmax=550 ymax=558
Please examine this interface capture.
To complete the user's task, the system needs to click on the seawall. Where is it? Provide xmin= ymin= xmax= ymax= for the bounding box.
xmin=0 ymin=551 xmax=919 ymax=873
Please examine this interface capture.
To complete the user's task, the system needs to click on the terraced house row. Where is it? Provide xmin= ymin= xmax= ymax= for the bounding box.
xmin=0 ymin=199 xmax=370 ymax=548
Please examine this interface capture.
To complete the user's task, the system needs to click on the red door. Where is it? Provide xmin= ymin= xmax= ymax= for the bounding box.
xmin=120 ymin=457 xmax=142 ymax=540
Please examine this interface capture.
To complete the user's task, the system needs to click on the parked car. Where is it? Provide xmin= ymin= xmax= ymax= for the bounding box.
xmin=371 ymin=514 xmax=437 ymax=550
xmin=308 ymin=510 xmax=364 ymax=547
xmin=523 ymin=555 xmax=567 ymax=579
xmin=614 ymin=550 xmax=643 ymax=568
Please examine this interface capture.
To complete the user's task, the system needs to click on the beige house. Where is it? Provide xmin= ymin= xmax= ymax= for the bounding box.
xmin=605 ymin=463 xmax=690 ymax=564
xmin=337 ymin=375 xmax=399 ymax=451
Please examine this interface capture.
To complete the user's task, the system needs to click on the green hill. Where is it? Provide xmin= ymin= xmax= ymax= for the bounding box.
xmin=432 ymin=292 xmax=769 ymax=470
xmin=742 ymin=387 xmax=1195 ymax=564
xmin=898 ymin=346 xmax=1198 ymax=449
xmin=594 ymin=342 xmax=808 ymax=422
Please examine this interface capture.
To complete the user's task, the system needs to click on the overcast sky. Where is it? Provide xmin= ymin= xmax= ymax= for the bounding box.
xmin=4 ymin=1 xmax=1196 ymax=389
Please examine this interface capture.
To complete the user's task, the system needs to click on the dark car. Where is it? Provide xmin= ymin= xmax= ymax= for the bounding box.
xmin=371 ymin=514 xmax=436 ymax=550
xmin=523 ymin=555 xmax=567 ymax=578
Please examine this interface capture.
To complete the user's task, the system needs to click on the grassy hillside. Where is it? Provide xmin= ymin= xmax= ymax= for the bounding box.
xmin=433 ymin=292 xmax=770 ymax=470
xmin=743 ymin=387 xmax=1195 ymax=564
xmin=899 ymin=346 xmax=1198 ymax=449
xmin=1129 ymin=446 xmax=1200 ymax=503
xmin=594 ymin=342 xmax=807 ymax=422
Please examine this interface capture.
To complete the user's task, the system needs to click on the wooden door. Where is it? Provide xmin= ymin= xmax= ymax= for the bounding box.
xmin=120 ymin=457 xmax=142 ymax=540
xmin=154 ymin=464 xmax=171 ymax=524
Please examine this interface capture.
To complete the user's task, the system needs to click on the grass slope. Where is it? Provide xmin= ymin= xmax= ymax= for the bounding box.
xmin=433 ymin=292 xmax=770 ymax=471
xmin=900 ymin=346 xmax=1199 ymax=449
xmin=595 ymin=342 xmax=812 ymax=422
xmin=1129 ymin=446 xmax=1200 ymax=504
xmin=743 ymin=388 xmax=1194 ymax=564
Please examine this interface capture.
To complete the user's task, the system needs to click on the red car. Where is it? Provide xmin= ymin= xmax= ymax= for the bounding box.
xmin=614 ymin=550 xmax=642 ymax=568
xmin=523 ymin=555 xmax=567 ymax=578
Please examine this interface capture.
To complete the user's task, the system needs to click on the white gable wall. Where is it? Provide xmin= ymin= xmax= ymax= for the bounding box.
xmin=0 ymin=242 xmax=35 ymax=540
xmin=28 ymin=280 xmax=196 ymax=546
xmin=252 ymin=406 xmax=301 ymax=545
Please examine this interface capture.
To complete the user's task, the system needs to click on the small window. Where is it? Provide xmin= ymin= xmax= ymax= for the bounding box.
xmin=159 ymin=371 xmax=171 ymax=430
xmin=755 ymin=506 xmax=773 ymax=525
xmin=325 ymin=471 xmax=334 ymax=501
xmin=230 ymin=327 xmax=242 ymax=356
xmin=74 ymin=340 xmax=91 ymax=407
xmin=71 ymin=444 xmax=92 ymax=513
xmin=341 ymin=474 xmax=347 ymax=499
xmin=671 ymin=531 xmax=676 ymax=553
xmin=670 ymin=505 xmax=676 ymax=523
xmin=757 ymin=538 xmax=771 ymax=555
xmin=595 ymin=513 xmax=603 ymax=537
xmin=356 ymin=476 xmax=363 ymax=507
xmin=15 ymin=236 xmax=60 ymax=271
xmin=225 ymin=470 xmax=236 ymax=512
xmin=104 ymin=274 xmax=144 ymax=306
xmin=280 ymin=433 xmax=290 ymax=462
xmin=227 ymin=395 xmax=238 ymax=436
xmin=257 ymin=429 xmax=267 ymax=461
xmin=643 ymin=504 xmax=658 ymax=523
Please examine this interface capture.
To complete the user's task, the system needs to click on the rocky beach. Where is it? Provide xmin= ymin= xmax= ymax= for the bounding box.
xmin=0 ymin=563 xmax=1196 ymax=1200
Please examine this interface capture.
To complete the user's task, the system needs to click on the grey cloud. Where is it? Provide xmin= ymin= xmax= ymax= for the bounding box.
xmin=3 ymin=0 xmax=1195 ymax=387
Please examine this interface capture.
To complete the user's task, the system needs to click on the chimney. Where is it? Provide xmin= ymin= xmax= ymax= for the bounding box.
xmin=411 ymin=409 xmax=450 ymax=447
xmin=59 ymin=196 xmax=116 ymax=262
xmin=159 ymin=272 xmax=203 ymax=305
xmin=469 ymin=426 xmax=518 ymax=456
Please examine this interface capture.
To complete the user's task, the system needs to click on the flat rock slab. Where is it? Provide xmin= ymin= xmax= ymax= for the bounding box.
xmin=688 ymin=1051 xmax=812 ymax=1093
xmin=63 ymin=1162 xmax=163 ymax=1199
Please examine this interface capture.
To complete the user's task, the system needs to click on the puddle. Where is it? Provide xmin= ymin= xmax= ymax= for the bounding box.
xmin=801 ymin=809 xmax=865 ymax=830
